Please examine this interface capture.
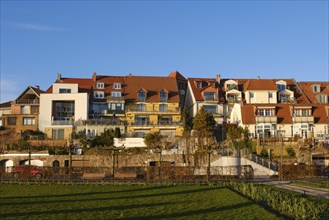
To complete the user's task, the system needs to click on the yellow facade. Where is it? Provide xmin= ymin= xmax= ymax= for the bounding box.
xmin=44 ymin=127 xmax=73 ymax=141
xmin=126 ymin=102 xmax=184 ymax=136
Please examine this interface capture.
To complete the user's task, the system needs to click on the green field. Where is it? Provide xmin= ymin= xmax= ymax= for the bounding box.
xmin=0 ymin=183 xmax=285 ymax=220
xmin=294 ymin=180 xmax=329 ymax=189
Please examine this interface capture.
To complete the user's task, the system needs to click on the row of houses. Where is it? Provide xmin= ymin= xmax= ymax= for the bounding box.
xmin=0 ymin=71 xmax=328 ymax=144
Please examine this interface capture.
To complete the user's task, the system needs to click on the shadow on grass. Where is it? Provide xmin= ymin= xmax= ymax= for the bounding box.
xmin=1 ymin=186 xmax=225 ymax=206
xmin=115 ymin=201 xmax=255 ymax=219
xmin=0 ymin=201 xmax=176 ymax=218
xmin=0 ymin=184 xmax=177 ymax=200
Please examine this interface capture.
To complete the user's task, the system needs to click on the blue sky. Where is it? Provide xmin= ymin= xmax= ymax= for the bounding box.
xmin=1 ymin=1 xmax=328 ymax=102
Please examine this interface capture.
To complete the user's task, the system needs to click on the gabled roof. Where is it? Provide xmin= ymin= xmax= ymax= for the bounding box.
xmin=16 ymin=86 xmax=45 ymax=100
xmin=168 ymin=71 xmax=187 ymax=81
xmin=125 ymin=75 xmax=179 ymax=102
xmin=243 ymin=79 xmax=277 ymax=91
xmin=298 ymin=81 xmax=329 ymax=104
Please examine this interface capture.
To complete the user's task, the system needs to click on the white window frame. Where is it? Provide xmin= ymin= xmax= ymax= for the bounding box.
xmin=23 ymin=117 xmax=35 ymax=125
xmin=94 ymin=91 xmax=104 ymax=99
xmin=96 ymin=82 xmax=105 ymax=89
xmin=113 ymin=83 xmax=121 ymax=89
xmin=111 ymin=92 xmax=121 ymax=97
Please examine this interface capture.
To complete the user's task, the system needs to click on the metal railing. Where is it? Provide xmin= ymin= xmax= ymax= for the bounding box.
xmin=15 ymin=99 xmax=39 ymax=105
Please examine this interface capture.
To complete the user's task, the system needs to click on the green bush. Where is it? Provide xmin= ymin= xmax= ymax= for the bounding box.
xmin=228 ymin=182 xmax=328 ymax=220
xmin=286 ymin=147 xmax=296 ymax=158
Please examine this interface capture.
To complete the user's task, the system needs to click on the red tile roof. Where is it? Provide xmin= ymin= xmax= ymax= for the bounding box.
xmin=0 ymin=101 xmax=12 ymax=108
xmin=241 ymin=105 xmax=256 ymax=124
xmin=188 ymin=77 xmax=225 ymax=102
xmin=46 ymin=77 xmax=93 ymax=93
xmin=168 ymin=71 xmax=187 ymax=81
xmin=313 ymin=104 xmax=329 ymax=124
xmin=125 ymin=75 xmax=179 ymax=102
xmin=298 ymin=82 xmax=329 ymax=104
xmin=243 ymin=79 xmax=277 ymax=91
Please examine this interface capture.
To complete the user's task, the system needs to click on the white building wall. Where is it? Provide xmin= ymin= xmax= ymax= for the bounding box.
xmin=313 ymin=123 xmax=328 ymax=138
xmin=39 ymin=93 xmax=89 ymax=132
xmin=245 ymin=90 xmax=277 ymax=104
xmin=52 ymin=83 xmax=79 ymax=94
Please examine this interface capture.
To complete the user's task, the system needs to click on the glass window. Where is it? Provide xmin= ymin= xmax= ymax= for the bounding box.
xmin=160 ymin=91 xmax=167 ymax=102
xmin=7 ymin=117 xmax=17 ymax=125
xmin=196 ymin=82 xmax=202 ymax=88
xmin=137 ymin=104 xmax=146 ymax=111
xmin=23 ymin=117 xmax=35 ymax=125
xmin=138 ymin=90 xmax=146 ymax=102
xmin=268 ymin=92 xmax=273 ymax=98
xmin=52 ymin=129 xmax=64 ymax=140
xmin=94 ymin=91 xmax=104 ymax=99
xmin=97 ymin=83 xmax=104 ymax=89
xmin=159 ymin=104 xmax=168 ymax=112
xmin=204 ymin=92 xmax=215 ymax=101
xmin=113 ymin=83 xmax=121 ymax=89
xmin=111 ymin=92 xmax=121 ymax=97
xmin=203 ymin=105 xmax=217 ymax=114
xmin=250 ymin=92 xmax=254 ymax=98
xmin=59 ymin=88 xmax=71 ymax=93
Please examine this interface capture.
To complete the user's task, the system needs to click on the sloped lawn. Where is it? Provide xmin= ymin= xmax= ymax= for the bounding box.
xmin=0 ymin=183 xmax=284 ymax=220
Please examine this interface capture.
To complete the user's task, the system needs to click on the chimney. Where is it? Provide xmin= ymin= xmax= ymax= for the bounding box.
xmin=57 ymin=73 xmax=61 ymax=81
xmin=92 ymin=72 xmax=97 ymax=82
xmin=35 ymin=85 xmax=40 ymax=89
xmin=216 ymin=74 xmax=221 ymax=84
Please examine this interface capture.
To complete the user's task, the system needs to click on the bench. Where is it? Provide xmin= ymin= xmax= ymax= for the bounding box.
xmin=82 ymin=172 xmax=106 ymax=180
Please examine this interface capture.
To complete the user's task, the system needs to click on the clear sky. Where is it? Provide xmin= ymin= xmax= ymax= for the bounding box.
xmin=1 ymin=1 xmax=328 ymax=102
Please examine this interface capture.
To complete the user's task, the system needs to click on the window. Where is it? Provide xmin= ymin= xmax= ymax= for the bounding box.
xmin=196 ymin=82 xmax=202 ymax=88
xmin=319 ymin=95 xmax=327 ymax=103
xmin=138 ymin=90 xmax=146 ymax=102
xmin=203 ymin=105 xmax=217 ymax=114
xmin=52 ymin=101 xmax=75 ymax=121
xmin=313 ymin=85 xmax=320 ymax=93
xmin=250 ymin=92 xmax=254 ymax=98
xmin=204 ymin=92 xmax=215 ymax=101
xmin=227 ymin=84 xmax=237 ymax=90
xmin=96 ymin=82 xmax=104 ymax=89
xmin=160 ymin=90 xmax=167 ymax=102
xmin=23 ymin=117 xmax=35 ymax=125
xmin=52 ymin=129 xmax=64 ymax=140
xmin=302 ymin=109 xmax=308 ymax=116
xmin=94 ymin=91 xmax=104 ymax=99
xmin=113 ymin=83 xmax=121 ymax=89
xmin=159 ymin=104 xmax=168 ymax=112
xmin=59 ymin=88 xmax=71 ymax=93
xmin=137 ymin=104 xmax=146 ymax=111
xmin=7 ymin=117 xmax=17 ymax=125
xmin=268 ymin=92 xmax=273 ymax=98
xmin=111 ymin=92 xmax=121 ymax=97
xmin=258 ymin=109 xmax=271 ymax=116
xmin=276 ymin=84 xmax=286 ymax=91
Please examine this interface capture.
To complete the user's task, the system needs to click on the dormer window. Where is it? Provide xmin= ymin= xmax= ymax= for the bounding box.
xmin=94 ymin=91 xmax=104 ymax=99
xmin=276 ymin=84 xmax=286 ymax=91
xmin=113 ymin=83 xmax=121 ymax=89
xmin=111 ymin=92 xmax=121 ymax=97
xmin=138 ymin=90 xmax=146 ymax=102
xmin=97 ymin=82 xmax=104 ymax=89
xmin=196 ymin=82 xmax=202 ymax=88
xmin=160 ymin=90 xmax=168 ymax=102
xmin=313 ymin=85 xmax=320 ymax=93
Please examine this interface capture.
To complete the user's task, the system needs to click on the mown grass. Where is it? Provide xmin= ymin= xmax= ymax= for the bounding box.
xmin=0 ymin=183 xmax=285 ymax=220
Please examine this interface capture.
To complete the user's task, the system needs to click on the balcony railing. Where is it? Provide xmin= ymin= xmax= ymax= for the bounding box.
xmin=107 ymin=96 xmax=125 ymax=102
xmin=255 ymin=116 xmax=277 ymax=124
xmin=227 ymin=97 xmax=242 ymax=103
xmin=292 ymin=116 xmax=314 ymax=124
xmin=104 ymin=109 xmax=125 ymax=115
xmin=51 ymin=120 xmax=73 ymax=125
xmin=75 ymin=119 xmax=125 ymax=126
xmin=127 ymin=106 xmax=180 ymax=113
xmin=15 ymin=99 xmax=39 ymax=105
xmin=129 ymin=121 xmax=183 ymax=127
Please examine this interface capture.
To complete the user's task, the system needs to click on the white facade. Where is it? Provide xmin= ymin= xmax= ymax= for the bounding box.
xmin=39 ymin=83 xmax=89 ymax=132
xmin=245 ymin=90 xmax=277 ymax=104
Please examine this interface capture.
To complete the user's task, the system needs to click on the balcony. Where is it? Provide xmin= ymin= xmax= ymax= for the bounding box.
xmin=292 ymin=116 xmax=314 ymax=124
xmin=127 ymin=106 xmax=180 ymax=113
xmin=129 ymin=121 xmax=183 ymax=127
xmin=105 ymin=109 xmax=125 ymax=116
xmin=107 ymin=96 xmax=125 ymax=102
xmin=255 ymin=116 xmax=277 ymax=124
xmin=51 ymin=120 xmax=73 ymax=125
xmin=75 ymin=119 xmax=125 ymax=126
xmin=15 ymin=99 xmax=39 ymax=105
xmin=227 ymin=97 xmax=241 ymax=103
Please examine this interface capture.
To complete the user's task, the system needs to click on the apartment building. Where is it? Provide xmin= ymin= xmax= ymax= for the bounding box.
xmin=125 ymin=75 xmax=184 ymax=138
xmin=0 ymin=101 xmax=11 ymax=127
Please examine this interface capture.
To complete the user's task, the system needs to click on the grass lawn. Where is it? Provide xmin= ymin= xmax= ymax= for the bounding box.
xmin=0 ymin=183 xmax=285 ymax=220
